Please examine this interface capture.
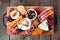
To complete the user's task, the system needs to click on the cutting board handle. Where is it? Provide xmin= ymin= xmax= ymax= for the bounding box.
xmin=3 ymin=13 xmax=6 ymax=27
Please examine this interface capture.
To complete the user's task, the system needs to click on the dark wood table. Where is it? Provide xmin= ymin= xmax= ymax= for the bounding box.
xmin=0 ymin=0 xmax=59 ymax=40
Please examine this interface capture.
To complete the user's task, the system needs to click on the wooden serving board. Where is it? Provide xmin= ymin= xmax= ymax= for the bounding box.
xmin=6 ymin=6 xmax=54 ymax=35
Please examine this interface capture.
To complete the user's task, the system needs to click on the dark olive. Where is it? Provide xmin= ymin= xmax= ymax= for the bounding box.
xmin=27 ymin=10 xmax=36 ymax=19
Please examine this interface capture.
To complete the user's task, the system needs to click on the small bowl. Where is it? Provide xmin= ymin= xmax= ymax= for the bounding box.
xmin=17 ymin=18 xmax=31 ymax=30
xmin=10 ymin=10 xmax=20 ymax=19
xmin=26 ymin=9 xmax=37 ymax=21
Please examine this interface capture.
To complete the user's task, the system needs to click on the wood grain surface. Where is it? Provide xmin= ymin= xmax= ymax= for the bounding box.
xmin=0 ymin=0 xmax=10 ymax=40
xmin=0 ymin=0 xmax=59 ymax=40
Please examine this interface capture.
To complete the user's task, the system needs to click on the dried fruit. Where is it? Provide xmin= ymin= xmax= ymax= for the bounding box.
xmin=32 ymin=18 xmax=40 ymax=28
xmin=31 ymin=27 xmax=42 ymax=35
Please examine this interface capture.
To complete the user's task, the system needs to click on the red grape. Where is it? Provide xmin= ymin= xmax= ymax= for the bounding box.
xmin=6 ymin=16 xmax=14 ymax=22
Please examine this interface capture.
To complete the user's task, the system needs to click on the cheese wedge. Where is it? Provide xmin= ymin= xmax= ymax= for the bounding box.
xmin=38 ymin=19 xmax=49 ymax=31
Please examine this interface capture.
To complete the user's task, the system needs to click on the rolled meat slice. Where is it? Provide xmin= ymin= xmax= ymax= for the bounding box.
xmin=38 ymin=8 xmax=51 ymax=17
xmin=35 ymin=7 xmax=45 ymax=15
xmin=40 ymin=9 xmax=53 ymax=22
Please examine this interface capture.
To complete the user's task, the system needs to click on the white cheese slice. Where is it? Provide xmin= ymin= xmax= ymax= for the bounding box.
xmin=17 ymin=24 xmax=23 ymax=29
xmin=38 ymin=19 xmax=49 ymax=31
